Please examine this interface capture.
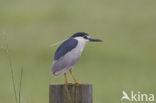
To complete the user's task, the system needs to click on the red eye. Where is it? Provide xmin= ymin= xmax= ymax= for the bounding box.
xmin=83 ymin=36 xmax=88 ymax=39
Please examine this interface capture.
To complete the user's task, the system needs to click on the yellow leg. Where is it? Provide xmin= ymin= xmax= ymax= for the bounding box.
xmin=69 ymin=69 xmax=80 ymax=84
xmin=64 ymin=72 xmax=68 ymax=84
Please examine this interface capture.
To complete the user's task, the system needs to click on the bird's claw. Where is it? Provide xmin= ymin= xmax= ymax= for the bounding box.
xmin=74 ymin=82 xmax=88 ymax=85
xmin=65 ymin=82 xmax=73 ymax=85
xmin=65 ymin=82 xmax=88 ymax=85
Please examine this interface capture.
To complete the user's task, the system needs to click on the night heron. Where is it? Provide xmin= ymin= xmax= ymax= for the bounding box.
xmin=51 ymin=32 xmax=102 ymax=84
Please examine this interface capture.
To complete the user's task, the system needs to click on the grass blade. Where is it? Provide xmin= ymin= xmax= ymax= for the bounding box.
xmin=19 ymin=68 xmax=23 ymax=103
xmin=5 ymin=34 xmax=18 ymax=103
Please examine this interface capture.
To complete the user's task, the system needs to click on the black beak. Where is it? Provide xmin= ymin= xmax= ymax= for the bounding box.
xmin=88 ymin=37 xmax=103 ymax=42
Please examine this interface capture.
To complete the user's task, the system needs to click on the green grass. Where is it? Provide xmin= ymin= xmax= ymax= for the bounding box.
xmin=0 ymin=0 xmax=156 ymax=103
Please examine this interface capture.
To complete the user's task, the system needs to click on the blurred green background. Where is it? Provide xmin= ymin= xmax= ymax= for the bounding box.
xmin=0 ymin=0 xmax=156 ymax=103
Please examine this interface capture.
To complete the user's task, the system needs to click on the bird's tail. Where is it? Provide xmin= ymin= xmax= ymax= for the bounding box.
xmin=52 ymin=67 xmax=70 ymax=76
xmin=52 ymin=69 xmax=66 ymax=76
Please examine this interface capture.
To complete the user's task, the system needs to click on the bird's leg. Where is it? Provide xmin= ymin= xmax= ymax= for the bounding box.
xmin=69 ymin=69 xmax=80 ymax=84
xmin=64 ymin=72 xmax=68 ymax=84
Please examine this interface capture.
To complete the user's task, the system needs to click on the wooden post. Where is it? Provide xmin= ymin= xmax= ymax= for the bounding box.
xmin=49 ymin=84 xmax=92 ymax=103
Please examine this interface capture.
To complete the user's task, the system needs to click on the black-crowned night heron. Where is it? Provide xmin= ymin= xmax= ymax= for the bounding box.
xmin=51 ymin=32 xmax=102 ymax=84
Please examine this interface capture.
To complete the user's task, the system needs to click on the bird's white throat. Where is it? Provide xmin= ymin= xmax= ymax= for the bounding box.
xmin=74 ymin=37 xmax=88 ymax=52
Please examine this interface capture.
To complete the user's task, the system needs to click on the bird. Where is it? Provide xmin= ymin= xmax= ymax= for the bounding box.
xmin=51 ymin=32 xmax=102 ymax=84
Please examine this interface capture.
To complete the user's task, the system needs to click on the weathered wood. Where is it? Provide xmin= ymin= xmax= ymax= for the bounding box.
xmin=49 ymin=84 xmax=92 ymax=103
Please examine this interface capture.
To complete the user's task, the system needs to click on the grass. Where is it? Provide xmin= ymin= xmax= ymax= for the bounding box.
xmin=2 ymin=33 xmax=23 ymax=103
xmin=0 ymin=0 xmax=156 ymax=103
xmin=6 ymin=35 xmax=18 ymax=103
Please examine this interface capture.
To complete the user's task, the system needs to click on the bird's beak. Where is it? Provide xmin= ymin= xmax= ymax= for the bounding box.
xmin=88 ymin=37 xmax=103 ymax=42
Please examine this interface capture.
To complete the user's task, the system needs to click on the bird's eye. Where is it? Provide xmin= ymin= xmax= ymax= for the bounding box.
xmin=83 ymin=36 xmax=88 ymax=39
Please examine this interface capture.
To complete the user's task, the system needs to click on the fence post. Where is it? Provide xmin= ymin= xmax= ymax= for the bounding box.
xmin=49 ymin=84 xmax=92 ymax=103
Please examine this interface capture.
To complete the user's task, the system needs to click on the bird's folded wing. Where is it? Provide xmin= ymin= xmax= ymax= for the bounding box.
xmin=54 ymin=38 xmax=78 ymax=60
xmin=52 ymin=53 xmax=80 ymax=76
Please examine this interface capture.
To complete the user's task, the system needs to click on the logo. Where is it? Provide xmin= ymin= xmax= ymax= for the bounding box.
xmin=121 ymin=91 xmax=154 ymax=102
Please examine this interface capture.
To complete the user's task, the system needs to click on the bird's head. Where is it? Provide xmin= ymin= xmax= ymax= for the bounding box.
xmin=71 ymin=32 xmax=102 ymax=42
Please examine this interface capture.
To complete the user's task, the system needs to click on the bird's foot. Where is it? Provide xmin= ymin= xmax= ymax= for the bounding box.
xmin=74 ymin=81 xmax=88 ymax=85
xmin=65 ymin=82 xmax=73 ymax=85
xmin=65 ymin=82 xmax=88 ymax=85
xmin=65 ymin=81 xmax=69 ymax=85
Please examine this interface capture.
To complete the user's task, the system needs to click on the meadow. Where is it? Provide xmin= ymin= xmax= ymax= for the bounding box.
xmin=0 ymin=0 xmax=156 ymax=103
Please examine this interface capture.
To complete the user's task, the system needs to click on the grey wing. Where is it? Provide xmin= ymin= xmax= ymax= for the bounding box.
xmin=52 ymin=52 xmax=80 ymax=76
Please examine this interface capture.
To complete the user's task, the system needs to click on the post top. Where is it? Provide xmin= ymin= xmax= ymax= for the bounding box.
xmin=50 ymin=83 xmax=92 ymax=86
